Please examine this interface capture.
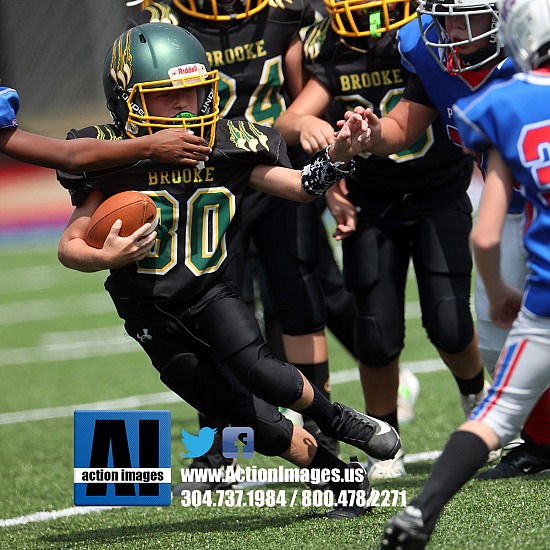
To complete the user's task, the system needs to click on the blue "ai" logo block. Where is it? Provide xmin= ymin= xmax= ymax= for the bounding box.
xmin=222 ymin=427 xmax=254 ymax=459
xmin=74 ymin=410 xmax=171 ymax=506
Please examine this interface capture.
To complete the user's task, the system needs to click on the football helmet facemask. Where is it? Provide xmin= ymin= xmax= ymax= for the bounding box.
xmin=103 ymin=23 xmax=219 ymax=146
xmin=324 ymin=0 xmax=417 ymax=38
xmin=418 ymin=0 xmax=501 ymax=73
xmin=125 ymin=1 xmax=154 ymax=6
xmin=171 ymin=0 xmax=268 ymax=21
xmin=498 ymin=0 xmax=550 ymax=72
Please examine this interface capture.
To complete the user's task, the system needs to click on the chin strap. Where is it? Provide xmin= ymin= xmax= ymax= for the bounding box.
xmin=446 ymin=46 xmax=496 ymax=74
xmin=446 ymin=47 xmax=461 ymax=75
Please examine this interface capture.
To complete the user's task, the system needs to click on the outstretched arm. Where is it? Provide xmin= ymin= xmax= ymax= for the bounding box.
xmin=0 ymin=128 xmax=212 ymax=172
xmin=250 ymin=110 xmax=370 ymax=201
xmin=338 ymin=100 xmax=437 ymax=156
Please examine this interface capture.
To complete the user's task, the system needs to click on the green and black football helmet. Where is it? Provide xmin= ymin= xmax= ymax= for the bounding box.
xmin=103 ymin=22 xmax=219 ymax=146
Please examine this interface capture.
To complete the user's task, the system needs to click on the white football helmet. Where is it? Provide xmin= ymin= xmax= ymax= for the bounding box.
xmin=498 ymin=0 xmax=550 ymax=72
xmin=417 ymin=0 xmax=501 ymax=73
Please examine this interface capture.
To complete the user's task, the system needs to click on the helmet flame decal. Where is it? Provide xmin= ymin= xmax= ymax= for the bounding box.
xmin=110 ymin=33 xmax=133 ymax=91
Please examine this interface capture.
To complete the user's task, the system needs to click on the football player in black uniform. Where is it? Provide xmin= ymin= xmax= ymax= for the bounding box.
xmin=57 ymin=23 xmax=399 ymax=518
xmin=275 ymin=0 xmax=486 ymax=480
xmin=124 ymin=0 xmax=361 ymax=483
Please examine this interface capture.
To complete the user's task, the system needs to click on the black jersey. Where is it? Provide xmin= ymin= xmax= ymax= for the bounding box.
xmin=302 ymin=19 xmax=473 ymax=202
xmin=126 ymin=0 xmax=315 ymax=126
xmin=57 ymin=120 xmax=292 ymax=304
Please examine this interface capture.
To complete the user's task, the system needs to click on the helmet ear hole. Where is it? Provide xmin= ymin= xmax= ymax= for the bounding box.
xmin=106 ymin=98 xmax=126 ymax=132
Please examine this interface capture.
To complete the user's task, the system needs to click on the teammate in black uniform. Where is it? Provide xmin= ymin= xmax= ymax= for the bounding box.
xmin=275 ymin=0 xmax=486 ymax=479
xmin=125 ymin=0 xmax=360 ymax=482
xmin=57 ymin=23 xmax=399 ymax=518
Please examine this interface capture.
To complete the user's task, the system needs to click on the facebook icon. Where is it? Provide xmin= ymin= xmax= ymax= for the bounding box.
xmin=222 ymin=427 xmax=254 ymax=459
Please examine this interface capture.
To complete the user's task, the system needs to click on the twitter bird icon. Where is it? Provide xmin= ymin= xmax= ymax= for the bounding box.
xmin=181 ymin=427 xmax=217 ymax=458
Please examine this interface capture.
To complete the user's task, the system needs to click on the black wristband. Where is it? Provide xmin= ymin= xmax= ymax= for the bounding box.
xmin=301 ymin=145 xmax=355 ymax=197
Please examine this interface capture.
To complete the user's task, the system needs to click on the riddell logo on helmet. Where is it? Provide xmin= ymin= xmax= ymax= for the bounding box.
xmin=169 ymin=64 xmax=206 ymax=79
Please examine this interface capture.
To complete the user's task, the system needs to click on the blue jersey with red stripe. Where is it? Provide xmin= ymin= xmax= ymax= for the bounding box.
xmin=0 ymin=86 xmax=19 ymax=129
xmin=455 ymin=71 xmax=550 ymax=317
xmin=397 ymin=16 xmax=523 ymax=213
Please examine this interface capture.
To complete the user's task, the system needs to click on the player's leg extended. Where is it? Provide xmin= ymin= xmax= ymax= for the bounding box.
xmin=189 ymin=281 xmax=400 ymax=460
xmin=474 ymin=212 xmax=550 ymax=476
xmin=343 ymin=218 xmax=409 ymax=478
xmin=382 ymin=309 xmax=550 ymax=547
xmin=413 ymin=201 xmax=487 ymax=418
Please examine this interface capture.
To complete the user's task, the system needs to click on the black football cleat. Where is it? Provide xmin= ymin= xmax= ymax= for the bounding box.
xmin=172 ymin=431 xmax=236 ymax=496
xmin=325 ymin=459 xmax=372 ymax=519
xmin=380 ymin=506 xmax=430 ymax=549
xmin=476 ymin=441 xmax=550 ymax=480
xmin=328 ymin=403 xmax=401 ymax=460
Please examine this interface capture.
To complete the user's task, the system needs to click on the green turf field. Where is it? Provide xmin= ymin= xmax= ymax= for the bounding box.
xmin=0 ymin=238 xmax=548 ymax=550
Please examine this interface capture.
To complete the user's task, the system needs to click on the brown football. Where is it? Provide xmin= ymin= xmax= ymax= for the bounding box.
xmin=85 ymin=191 xmax=158 ymax=249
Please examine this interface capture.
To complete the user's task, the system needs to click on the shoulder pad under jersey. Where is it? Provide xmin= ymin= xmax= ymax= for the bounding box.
xmin=215 ymin=119 xmax=292 ymax=168
xmin=56 ymin=124 xmax=126 ymax=206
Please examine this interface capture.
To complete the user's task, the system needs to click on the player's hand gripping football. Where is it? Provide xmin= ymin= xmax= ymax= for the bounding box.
xmin=144 ymin=128 xmax=211 ymax=165
xmin=100 ymin=220 xmax=158 ymax=269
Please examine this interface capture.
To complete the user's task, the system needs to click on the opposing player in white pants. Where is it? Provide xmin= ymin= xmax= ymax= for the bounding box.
xmin=380 ymin=1 xmax=550 ymax=545
xmin=475 ymin=213 xmax=527 ymax=377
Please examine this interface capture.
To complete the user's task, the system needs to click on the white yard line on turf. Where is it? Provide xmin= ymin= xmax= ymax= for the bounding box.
xmin=0 ymin=361 xmax=444 ymax=426
xmin=0 ymin=506 xmax=124 ymax=527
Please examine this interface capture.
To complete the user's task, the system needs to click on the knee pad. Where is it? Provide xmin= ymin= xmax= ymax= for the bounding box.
xmin=229 ymin=342 xmax=304 ymax=407
xmin=355 ymin=315 xmax=402 ymax=367
xmin=248 ymin=358 xmax=304 ymax=407
xmin=246 ymin=406 xmax=294 ymax=456
xmin=425 ymin=297 xmax=474 ymax=353
xmin=159 ymin=352 xmax=198 ymax=396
